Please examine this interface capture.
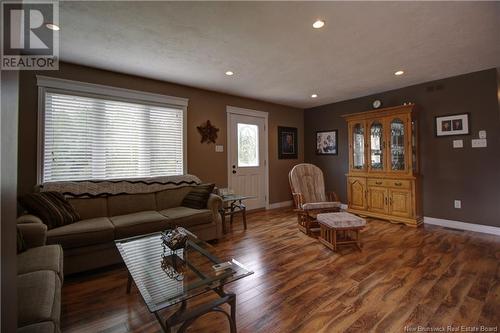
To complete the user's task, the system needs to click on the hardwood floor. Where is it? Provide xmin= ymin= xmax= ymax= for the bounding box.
xmin=61 ymin=208 xmax=500 ymax=333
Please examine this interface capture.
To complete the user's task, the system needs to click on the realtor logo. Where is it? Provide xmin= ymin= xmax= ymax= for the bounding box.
xmin=1 ymin=1 xmax=59 ymax=70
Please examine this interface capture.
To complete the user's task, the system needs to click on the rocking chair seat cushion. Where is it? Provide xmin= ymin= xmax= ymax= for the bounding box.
xmin=302 ymin=201 xmax=341 ymax=211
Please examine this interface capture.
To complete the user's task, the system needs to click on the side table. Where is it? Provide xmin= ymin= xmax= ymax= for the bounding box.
xmin=219 ymin=195 xmax=255 ymax=234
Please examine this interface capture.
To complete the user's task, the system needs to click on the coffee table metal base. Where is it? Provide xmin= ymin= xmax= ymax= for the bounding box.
xmin=153 ymin=287 xmax=236 ymax=333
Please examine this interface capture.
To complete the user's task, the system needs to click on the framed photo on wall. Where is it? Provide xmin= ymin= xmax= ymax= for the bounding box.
xmin=435 ymin=113 xmax=470 ymax=137
xmin=278 ymin=126 xmax=298 ymax=159
xmin=316 ymin=130 xmax=338 ymax=155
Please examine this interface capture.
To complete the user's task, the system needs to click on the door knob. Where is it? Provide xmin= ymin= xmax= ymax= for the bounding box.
xmin=232 ymin=170 xmax=236 ymax=174
xmin=232 ymin=165 xmax=236 ymax=169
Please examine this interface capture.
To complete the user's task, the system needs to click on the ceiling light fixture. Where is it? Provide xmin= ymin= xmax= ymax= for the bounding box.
xmin=311 ymin=94 xmax=318 ymax=98
xmin=225 ymin=71 xmax=234 ymax=76
xmin=312 ymin=20 xmax=325 ymax=29
xmin=394 ymin=70 xmax=405 ymax=76
xmin=46 ymin=23 xmax=60 ymax=31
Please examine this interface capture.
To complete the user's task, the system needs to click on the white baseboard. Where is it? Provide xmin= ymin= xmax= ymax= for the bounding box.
xmin=268 ymin=200 xmax=293 ymax=209
xmin=334 ymin=205 xmax=499 ymax=236
xmin=265 ymin=203 xmax=499 ymax=236
xmin=424 ymin=217 xmax=500 ymax=236
xmin=268 ymin=201 xmax=348 ymax=210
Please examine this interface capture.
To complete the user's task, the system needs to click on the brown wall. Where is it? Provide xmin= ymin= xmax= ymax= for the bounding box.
xmin=305 ymin=69 xmax=500 ymax=227
xmin=18 ymin=62 xmax=303 ymax=204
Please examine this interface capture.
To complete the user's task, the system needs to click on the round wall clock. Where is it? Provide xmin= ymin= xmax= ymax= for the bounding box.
xmin=372 ymin=99 xmax=382 ymax=109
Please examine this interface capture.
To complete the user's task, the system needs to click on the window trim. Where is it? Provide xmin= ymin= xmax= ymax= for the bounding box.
xmin=36 ymin=75 xmax=188 ymax=184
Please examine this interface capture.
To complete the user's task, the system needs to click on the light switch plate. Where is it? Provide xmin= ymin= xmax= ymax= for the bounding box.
xmin=454 ymin=200 xmax=461 ymax=209
xmin=471 ymin=138 xmax=487 ymax=148
xmin=479 ymin=130 xmax=487 ymax=139
xmin=452 ymin=140 xmax=463 ymax=148
xmin=215 ymin=145 xmax=224 ymax=153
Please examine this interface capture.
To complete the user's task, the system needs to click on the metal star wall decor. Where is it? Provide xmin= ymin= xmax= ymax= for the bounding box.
xmin=197 ymin=120 xmax=219 ymax=144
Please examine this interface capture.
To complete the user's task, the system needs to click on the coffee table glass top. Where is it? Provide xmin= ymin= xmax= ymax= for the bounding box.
xmin=115 ymin=230 xmax=253 ymax=313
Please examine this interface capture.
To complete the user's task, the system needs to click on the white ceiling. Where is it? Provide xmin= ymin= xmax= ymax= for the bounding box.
xmin=59 ymin=1 xmax=500 ymax=108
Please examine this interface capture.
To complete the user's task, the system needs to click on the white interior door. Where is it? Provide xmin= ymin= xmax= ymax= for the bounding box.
xmin=228 ymin=111 xmax=267 ymax=210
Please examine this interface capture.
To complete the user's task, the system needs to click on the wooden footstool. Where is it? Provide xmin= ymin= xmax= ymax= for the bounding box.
xmin=317 ymin=212 xmax=366 ymax=251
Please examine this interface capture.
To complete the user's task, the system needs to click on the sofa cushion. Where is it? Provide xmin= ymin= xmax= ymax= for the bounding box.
xmin=155 ymin=187 xmax=193 ymax=210
xmin=159 ymin=207 xmax=212 ymax=228
xmin=68 ymin=197 xmax=108 ymax=220
xmin=18 ymin=321 xmax=58 ymax=333
xmin=108 ymin=193 xmax=156 ymax=216
xmin=47 ymin=217 xmax=115 ymax=249
xmin=18 ymin=192 xmax=80 ymax=229
xmin=18 ymin=270 xmax=61 ymax=328
xmin=18 ymin=245 xmax=63 ymax=282
xmin=110 ymin=211 xmax=171 ymax=239
xmin=181 ymin=184 xmax=215 ymax=209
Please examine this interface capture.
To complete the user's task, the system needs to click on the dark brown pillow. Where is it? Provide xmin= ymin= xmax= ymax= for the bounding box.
xmin=18 ymin=191 xmax=80 ymax=229
xmin=181 ymin=184 xmax=215 ymax=210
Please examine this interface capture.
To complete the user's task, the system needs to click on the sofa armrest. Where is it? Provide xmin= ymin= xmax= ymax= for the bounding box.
xmin=207 ymin=193 xmax=223 ymax=238
xmin=17 ymin=215 xmax=47 ymax=248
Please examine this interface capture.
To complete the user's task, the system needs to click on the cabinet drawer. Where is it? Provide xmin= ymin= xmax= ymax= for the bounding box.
xmin=388 ymin=180 xmax=411 ymax=189
xmin=367 ymin=179 xmax=387 ymax=187
xmin=367 ymin=179 xmax=411 ymax=189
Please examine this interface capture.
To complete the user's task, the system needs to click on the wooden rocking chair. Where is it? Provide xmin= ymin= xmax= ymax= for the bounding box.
xmin=289 ymin=163 xmax=341 ymax=236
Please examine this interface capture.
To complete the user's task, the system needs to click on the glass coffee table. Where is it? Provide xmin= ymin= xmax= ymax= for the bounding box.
xmin=115 ymin=229 xmax=253 ymax=333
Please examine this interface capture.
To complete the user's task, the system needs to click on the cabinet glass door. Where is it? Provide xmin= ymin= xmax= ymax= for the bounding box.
xmin=390 ymin=119 xmax=405 ymax=171
xmin=411 ymin=120 xmax=417 ymax=173
xmin=352 ymin=123 xmax=365 ymax=170
xmin=370 ymin=121 xmax=384 ymax=171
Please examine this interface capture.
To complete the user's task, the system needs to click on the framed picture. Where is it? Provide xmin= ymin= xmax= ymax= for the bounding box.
xmin=278 ymin=126 xmax=298 ymax=159
xmin=316 ymin=130 xmax=338 ymax=155
xmin=435 ymin=113 xmax=470 ymax=137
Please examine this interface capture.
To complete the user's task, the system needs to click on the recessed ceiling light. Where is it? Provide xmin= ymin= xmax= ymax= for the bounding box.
xmin=311 ymin=94 xmax=318 ymax=98
xmin=46 ymin=23 xmax=60 ymax=31
xmin=394 ymin=70 xmax=405 ymax=76
xmin=225 ymin=71 xmax=234 ymax=76
xmin=312 ymin=20 xmax=325 ymax=29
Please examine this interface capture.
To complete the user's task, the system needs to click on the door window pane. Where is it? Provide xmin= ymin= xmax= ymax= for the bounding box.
xmin=237 ymin=123 xmax=259 ymax=167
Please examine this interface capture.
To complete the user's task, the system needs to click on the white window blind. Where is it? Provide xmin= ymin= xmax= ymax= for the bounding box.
xmin=42 ymin=92 xmax=184 ymax=182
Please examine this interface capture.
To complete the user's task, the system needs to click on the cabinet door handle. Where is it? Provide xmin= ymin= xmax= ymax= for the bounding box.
xmin=394 ymin=182 xmax=402 ymax=186
xmin=385 ymin=197 xmax=388 ymax=205
xmin=375 ymin=181 xmax=383 ymax=185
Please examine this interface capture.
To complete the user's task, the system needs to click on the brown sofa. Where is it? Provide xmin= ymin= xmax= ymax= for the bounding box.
xmin=17 ymin=221 xmax=63 ymax=333
xmin=18 ymin=179 xmax=223 ymax=275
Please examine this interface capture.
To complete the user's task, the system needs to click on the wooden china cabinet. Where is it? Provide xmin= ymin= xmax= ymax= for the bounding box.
xmin=343 ymin=104 xmax=422 ymax=226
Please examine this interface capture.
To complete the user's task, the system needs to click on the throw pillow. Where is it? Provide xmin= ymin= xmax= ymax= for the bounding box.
xmin=17 ymin=226 xmax=27 ymax=253
xmin=181 ymin=184 xmax=215 ymax=209
xmin=18 ymin=191 xmax=80 ymax=229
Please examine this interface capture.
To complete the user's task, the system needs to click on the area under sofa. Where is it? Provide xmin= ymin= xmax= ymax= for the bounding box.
xmin=18 ymin=176 xmax=223 ymax=275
